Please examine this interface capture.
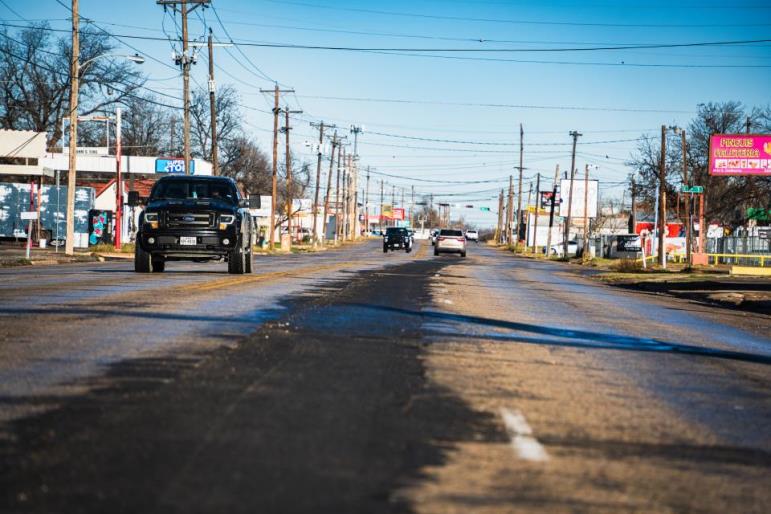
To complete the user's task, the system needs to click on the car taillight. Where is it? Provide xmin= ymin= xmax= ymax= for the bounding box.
xmin=457 ymin=237 xmax=465 ymax=242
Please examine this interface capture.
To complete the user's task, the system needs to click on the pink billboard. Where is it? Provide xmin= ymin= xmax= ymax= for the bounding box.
xmin=709 ymin=134 xmax=771 ymax=176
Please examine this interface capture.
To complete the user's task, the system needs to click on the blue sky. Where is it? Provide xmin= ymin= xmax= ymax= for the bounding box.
xmin=4 ymin=0 xmax=771 ymax=227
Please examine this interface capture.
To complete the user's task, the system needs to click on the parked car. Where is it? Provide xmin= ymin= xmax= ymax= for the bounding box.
xmin=383 ymin=227 xmax=413 ymax=253
xmin=135 ymin=175 xmax=258 ymax=274
xmin=543 ymin=240 xmax=578 ymax=257
xmin=434 ymin=228 xmax=466 ymax=257
xmin=465 ymin=230 xmax=479 ymax=243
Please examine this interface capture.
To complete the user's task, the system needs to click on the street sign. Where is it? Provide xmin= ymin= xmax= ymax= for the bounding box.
xmin=758 ymin=228 xmax=770 ymax=240
xmin=681 ymin=185 xmax=704 ymax=193
xmin=20 ymin=211 xmax=38 ymax=220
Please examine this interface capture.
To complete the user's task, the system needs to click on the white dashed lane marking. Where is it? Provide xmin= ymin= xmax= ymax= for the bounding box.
xmin=500 ymin=408 xmax=550 ymax=462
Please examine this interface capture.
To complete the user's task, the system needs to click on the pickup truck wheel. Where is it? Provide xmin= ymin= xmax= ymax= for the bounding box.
xmin=134 ymin=242 xmax=152 ymax=272
xmin=228 ymin=241 xmax=246 ymax=274
xmin=461 ymin=251 xmax=467 ymax=258
xmin=151 ymin=258 xmax=165 ymax=272
xmin=245 ymin=244 xmax=253 ymax=273
xmin=383 ymin=245 xmax=388 ymax=253
xmin=434 ymin=248 xmax=439 ymax=256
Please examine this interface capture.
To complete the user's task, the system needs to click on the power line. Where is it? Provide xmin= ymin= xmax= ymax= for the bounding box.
xmin=263 ymin=0 xmax=771 ymax=28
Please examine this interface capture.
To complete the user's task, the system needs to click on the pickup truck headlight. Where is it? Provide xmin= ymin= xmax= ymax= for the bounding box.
xmin=219 ymin=214 xmax=235 ymax=230
xmin=144 ymin=212 xmax=159 ymax=229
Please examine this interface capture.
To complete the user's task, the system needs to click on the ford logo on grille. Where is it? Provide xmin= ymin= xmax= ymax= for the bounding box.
xmin=183 ymin=215 xmax=195 ymax=222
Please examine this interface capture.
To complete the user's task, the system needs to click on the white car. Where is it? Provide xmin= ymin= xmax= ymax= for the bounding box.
xmin=543 ymin=241 xmax=578 ymax=257
xmin=465 ymin=230 xmax=479 ymax=242
xmin=434 ymin=229 xmax=467 ymax=257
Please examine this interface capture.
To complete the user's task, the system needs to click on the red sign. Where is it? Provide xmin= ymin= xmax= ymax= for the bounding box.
xmin=709 ymin=134 xmax=771 ymax=176
xmin=392 ymin=208 xmax=405 ymax=221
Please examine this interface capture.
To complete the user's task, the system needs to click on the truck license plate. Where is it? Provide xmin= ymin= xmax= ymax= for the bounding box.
xmin=179 ymin=237 xmax=197 ymax=246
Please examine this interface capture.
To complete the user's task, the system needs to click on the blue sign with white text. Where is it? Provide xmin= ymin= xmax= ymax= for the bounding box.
xmin=155 ymin=158 xmax=195 ymax=174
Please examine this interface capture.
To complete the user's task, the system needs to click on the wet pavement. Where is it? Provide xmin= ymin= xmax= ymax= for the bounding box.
xmin=0 ymin=240 xmax=769 ymax=513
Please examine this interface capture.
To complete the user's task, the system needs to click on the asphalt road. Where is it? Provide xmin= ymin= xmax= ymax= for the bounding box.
xmin=1 ymin=240 xmax=769 ymax=513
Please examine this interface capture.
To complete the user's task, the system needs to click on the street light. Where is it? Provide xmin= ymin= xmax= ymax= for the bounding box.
xmin=64 ymin=53 xmax=144 ymax=255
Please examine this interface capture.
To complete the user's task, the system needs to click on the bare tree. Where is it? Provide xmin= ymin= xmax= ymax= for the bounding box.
xmin=220 ymin=136 xmax=271 ymax=195
xmin=627 ymin=101 xmax=771 ymax=226
xmin=189 ymin=85 xmax=241 ymax=162
xmin=0 ymin=23 xmax=144 ymax=148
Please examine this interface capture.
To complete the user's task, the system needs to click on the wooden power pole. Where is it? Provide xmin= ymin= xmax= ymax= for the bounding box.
xmin=564 ymin=130 xmax=582 ymax=256
xmin=259 ymin=84 xmax=294 ymax=249
xmin=65 ymin=0 xmax=79 ymax=255
xmin=546 ymin=164 xmax=559 ymax=256
xmin=516 ymin=123 xmax=524 ymax=243
xmin=659 ymin=125 xmax=667 ymax=267
xmin=322 ymin=132 xmax=337 ymax=242
xmin=532 ymin=173 xmax=540 ymax=254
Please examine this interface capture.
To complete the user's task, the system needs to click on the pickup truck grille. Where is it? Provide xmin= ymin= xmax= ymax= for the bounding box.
xmin=165 ymin=212 xmax=214 ymax=228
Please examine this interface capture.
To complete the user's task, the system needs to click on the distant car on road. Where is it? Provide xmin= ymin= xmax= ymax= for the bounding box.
xmin=543 ymin=241 xmax=578 ymax=257
xmin=383 ymin=227 xmax=413 ymax=253
xmin=465 ymin=230 xmax=479 ymax=243
xmin=434 ymin=229 xmax=466 ymax=257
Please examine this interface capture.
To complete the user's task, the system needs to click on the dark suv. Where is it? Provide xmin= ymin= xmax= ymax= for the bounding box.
xmin=383 ymin=227 xmax=412 ymax=253
xmin=135 ymin=176 xmax=257 ymax=274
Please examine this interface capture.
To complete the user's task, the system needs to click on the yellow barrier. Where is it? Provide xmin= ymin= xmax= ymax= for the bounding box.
xmin=636 ymin=253 xmax=769 ymax=267
xmin=708 ymin=253 xmax=768 ymax=267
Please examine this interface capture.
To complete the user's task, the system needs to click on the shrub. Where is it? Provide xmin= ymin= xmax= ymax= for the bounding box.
xmin=612 ymin=258 xmax=643 ymax=272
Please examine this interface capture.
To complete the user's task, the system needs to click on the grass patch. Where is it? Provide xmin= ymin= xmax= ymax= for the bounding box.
xmin=89 ymin=243 xmax=135 ymax=254
xmin=611 ymin=258 xmax=644 ymax=273
xmin=1 ymin=258 xmax=32 ymax=267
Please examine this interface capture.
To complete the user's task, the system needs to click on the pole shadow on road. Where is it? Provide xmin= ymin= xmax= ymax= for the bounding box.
xmin=349 ymin=304 xmax=771 ymax=367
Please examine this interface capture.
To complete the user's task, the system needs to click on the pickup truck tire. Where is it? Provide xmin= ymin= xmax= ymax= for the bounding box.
xmin=151 ymin=258 xmax=165 ymax=272
xmin=245 ymin=245 xmax=253 ymax=273
xmin=134 ymin=242 xmax=153 ymax=273
xmin=434 ymin=248 xmax=439 ymax=256
xmin=461 ymin=251 xmax=467 ymax=258
xmin=228 ymin=240 xmax=246 ymax=274
xmin=383 ymin=245 xmax=388 ymax=253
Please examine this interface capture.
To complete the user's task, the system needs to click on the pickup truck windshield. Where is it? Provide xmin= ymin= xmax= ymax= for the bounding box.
xmin=150 ymin=180 xmax=238 ymax=204
xmin=385 ymin=228 xmax=408 ymax=236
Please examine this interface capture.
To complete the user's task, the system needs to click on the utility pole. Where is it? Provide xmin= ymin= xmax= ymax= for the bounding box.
xmin=505 ymin=175 xmax=513 ymax=244
xmin=115 ymin=107 xmax=123 ymax=250
xmin=496 ymin=189 xmax=505 ymax=244
xmin=365 ymin=166 xmax=370 ymax=234
xmin=659 ymin=125 xmax=667 ymax=268
xmin=322 ymin=132 xmax=338 ymax=242
xmin=410 ymin=185 xmax=415 ymax=227
xmin=311 ymin=121 xmax=333 ymax=245
xmin=158 ymin=1 xmax=211 ymax=174
xmin=205 ymin=28 xmax=227 ymax=176
xmin=282 ymin=106 xmax=302 ymax=244
xmin=64 ymin=0 xmax=79 ymax=255
xmin=546 ymin=164 xmax=559 ymax=256
xmin=524 ymin=181 xmax=532 ymax=249
xmin=564 ymin=130 xmax=582 ymax=256
xmin=681 ymin=129 xmax=692 ymax=268
xmin=630 ymin=177 xmax=637 ymax=233
xmin=207 ymin=29 xmax=217 ymax=175
xmin=334 ymin=144 xmax=343 ymax=242
xmin=259 ymin=84 xmax=295 ymax=249
xmin=582 ymin=164 xmax=590 ymax=259
xmin=379 ymin=179 xmax=384 ymax=233
xmin=532 ymin=173 xmax=540 ymax=254
xmin=516 ymin=123 xmax=524 ymax=244
xmin=746 ymin=116 xmax=752 ymax=134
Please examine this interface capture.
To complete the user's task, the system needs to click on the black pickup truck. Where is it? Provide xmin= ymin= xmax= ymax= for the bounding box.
xmin=383 ymin=227 xmax=413 ymax=253
xmin=135 ymin=175 xmax=258 ymax=274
